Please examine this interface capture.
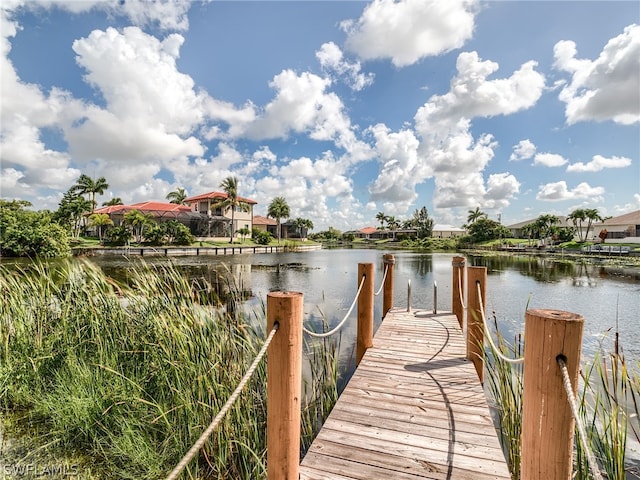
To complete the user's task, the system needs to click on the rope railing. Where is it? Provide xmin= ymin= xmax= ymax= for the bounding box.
xmin=558 ymin=356 xmax=604 ymax=480
xmin=374 ymin=265 xmax=388 ymax=296
xmin=165 ymin=324 xmax=279 ymax=480
xmin=302 ymin=274 xmax=367 ymax=338
xmin=476 ymin=281 xmax=525 ymax=365
xmin=458 ymin=268 xmax=467 ymax=309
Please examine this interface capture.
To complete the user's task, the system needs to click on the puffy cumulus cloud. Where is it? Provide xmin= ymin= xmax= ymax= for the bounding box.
xmin=429 ymin=130 xmax=497 ymax=208
xmin=536 ymin=181 xmax=605 ymax=202
xmin=251 ymin=152 xmax=361 ymax=229
xmin=342 ymin=0 xmax=477 ymax=67
xmin=407 ymin=53 xmax=542 ymax=211
xmin=316 ymin=42 xmax=374 ymax=91
xmin=242 ymin=70 xmax=344 ymax=140
xmin=613 ymin=193 xmax=640 ymax=214
xmin=19 ymin=0 xmax=191 ymax=31
xmin=367 ymin=124 xmax=423 ymax=212
xmin=510 ymin=139 xmax=536 ymax=161
xmin=415 ymin=52 xmax=545 ymax=132
xmin=239 ymin=69 xmax=373 ymax=163
xmin=0 ymin=4 xmax=83 ymax=202
xmin=566 ymin=154 xmax=632 ymax=172
xmin=533 ymin=153 xmax=568 ymax=168
xmin=554 ymin=24 xmax=640 ymax=125
xmin=483 ymin=173 xmax=520 ymax=209
xmin=67 ymin=26 xmax=207 ymax=163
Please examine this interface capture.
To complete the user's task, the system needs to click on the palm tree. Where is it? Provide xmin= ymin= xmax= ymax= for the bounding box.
xmin=387 ymin=216 xmax=400 ymax=240
xmin=375 ymin=211 xmax=387 ymax=230
xmin=123 ymin=209 xmax=152 ymax=244
xmin=73 ymin=174 xmax=109 ymax=212
xmin=268 ymin=196 xmax=290 ymax=243
xmin=467 ymin=207 xmax=487 ymax=225
xmin=293 ymin=217 xmax=314 ymax=239
xmin=583 ymin=208 xmax=603 ymax=242
xmin=102 ymin=197 xmax=124 ymax=206
xmin=166 ymin=187 xmax=188 ymax=205
xmin=216 ymin=176 xmax=251 ymax=243
xmin=534 ymin=214 xmax=560 ymax=245
xmin=88 ymin=213 xmax=114 ymax=244
xmin=567 ymin=208 xmax=587 ymax=242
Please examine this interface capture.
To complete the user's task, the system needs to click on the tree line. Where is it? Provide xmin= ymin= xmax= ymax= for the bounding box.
xmin=0 ymin=174 xmax=314 ymax=257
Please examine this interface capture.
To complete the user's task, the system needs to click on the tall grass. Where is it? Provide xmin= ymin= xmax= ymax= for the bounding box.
xmin=0 ymin=259 xmax=340 ymax=479
xmin=485 ymin=324 xmax=640 ymax=480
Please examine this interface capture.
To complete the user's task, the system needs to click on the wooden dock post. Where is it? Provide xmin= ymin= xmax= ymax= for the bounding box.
xmin=521 ymin=309 xmax=584 ymax=480
xmin=382 ymin=254 xmax=395 ymax=317
xmin=452 ymin=256 xmax=466 ymax=328
xmin=357 ymin=263 xmax=374 ymax=365
xmin=466 ymin=266 xmax=486 ymax=383
xmin=267 ymin=291 xmax=303 ymax=480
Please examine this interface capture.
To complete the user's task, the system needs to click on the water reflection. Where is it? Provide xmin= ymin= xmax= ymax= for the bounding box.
xmin=86 ymin=250 xmax=639 ymax=360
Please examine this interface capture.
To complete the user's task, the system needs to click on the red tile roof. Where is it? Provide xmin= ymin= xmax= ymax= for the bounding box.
xmin=253 ymin=215 xmax=277 ymax=226
xmin=360 ymin=226 xmax=378 ymax=234
xmin=93 ymin=202 xmax=192 ymax=216
xmin=130 ymin=201 xmax=191 ymax=212
xmin=184 ymin=191 xmax=257 ymax=205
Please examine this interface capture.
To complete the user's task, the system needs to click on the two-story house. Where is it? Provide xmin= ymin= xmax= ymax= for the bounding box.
xmin=184 ymin=191 xmax=257 ymax=239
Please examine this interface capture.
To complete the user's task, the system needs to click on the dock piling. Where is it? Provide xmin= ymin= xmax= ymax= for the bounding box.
xmin=267 ymin=291 xmax=303 ymax=480
xmin=382 ymin=254 xmax=395 ymax=317
xmin=356 ymin=263 xmax=374 ymax=365
xmin=451 ymin=256 xmax=466 ymax=327
xmin=466 ymin=266 xmax=486 ymax=383
xmin=521 ymin=309 xmax=584 ymax=480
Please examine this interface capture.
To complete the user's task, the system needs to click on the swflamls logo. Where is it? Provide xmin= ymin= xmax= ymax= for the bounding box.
xmin=2 ymin=463 xmax=79 ymax=477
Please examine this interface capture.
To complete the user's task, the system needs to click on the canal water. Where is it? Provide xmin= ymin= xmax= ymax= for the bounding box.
xmin=91 ymin=248 xmax=640 ymax=362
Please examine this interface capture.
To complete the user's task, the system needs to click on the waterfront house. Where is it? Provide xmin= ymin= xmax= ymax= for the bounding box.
xmin=252 ymin=215 xmax=277 ymax=237
xmin=184 ymin=191 xmax=257 ymax=239
xmin=592 ymin=210 xmax=640 ymax=243
xmin=93 ymin=201 xmax=206 ymax=234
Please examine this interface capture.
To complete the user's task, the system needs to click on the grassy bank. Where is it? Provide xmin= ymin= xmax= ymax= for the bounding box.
xmin=0 ymin=260 xmax=340 ymax=479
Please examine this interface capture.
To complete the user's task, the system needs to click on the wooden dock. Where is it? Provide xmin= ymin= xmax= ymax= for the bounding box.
xmin=299 ymin=307 xmax=511 ymax=480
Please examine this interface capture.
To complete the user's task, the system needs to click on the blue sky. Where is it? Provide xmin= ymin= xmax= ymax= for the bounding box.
xmin=1 ymin=0 xmax=639 ymax=231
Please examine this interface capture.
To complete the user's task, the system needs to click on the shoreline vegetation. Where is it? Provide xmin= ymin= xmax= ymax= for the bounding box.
xmin=0 ymin=260 xmax=340 ymax=479
xmin=1 ymin=249 xmax=639 ymax=478
xmin=486 ymin=325 xmax=640 ymax=479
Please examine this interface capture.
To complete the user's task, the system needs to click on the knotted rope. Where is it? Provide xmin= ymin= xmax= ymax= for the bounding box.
xmin=165 ymin=324 xmax=279 ymax=480
xmin=302 ymin=274 xmax=366 ymax=338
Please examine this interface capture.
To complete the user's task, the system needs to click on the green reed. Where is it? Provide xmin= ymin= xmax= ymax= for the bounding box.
xmin=0 ymin=259 xmax=341 ymax=479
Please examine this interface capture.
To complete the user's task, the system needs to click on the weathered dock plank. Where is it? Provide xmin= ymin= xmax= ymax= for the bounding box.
xmin=299 ymin=308 xmax=511 ymax=480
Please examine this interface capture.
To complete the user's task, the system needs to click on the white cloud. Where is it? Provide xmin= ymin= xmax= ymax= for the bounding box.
xmin=510 ymin=139 xmax=536 ymax=161
xmin=242 ymin=70 xmax=337 ymax=139
xmin=613 ymin=193 xmax=640 ymax=214
xmin=536 ymin=181 xmax=605 ymax=202
xmin=566 ymin=154 xmax=632 ymax=172
xmin=554 ymin=24 xmax=640 ymax=125
xmin=65 ymin=27 xmax=207 ymax=164
xmin=23 ymin=0 xmax=191 ymax=30
xmin=407 ymin=52 xmax=544 ymax=210
xmin=534 ymin=153 xmax=568 ymax=168
xmin=250 ymin=152 xmax=361 ymax=228
xmin=316 ymin=42 xmax=374 ymax=91
xmin=484 ymin=173 xmax=520 ymax=209
xmin=368 ymin=124 xmax=423 ymax=212
xmin=416 ymin=52 xmax=545 ymax=131
xmin=342 ymin=0 xmax=477 ymax=67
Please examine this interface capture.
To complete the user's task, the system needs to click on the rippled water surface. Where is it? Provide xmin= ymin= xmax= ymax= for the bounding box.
xmin=90 ymin=248 xmax=640 ymax=361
